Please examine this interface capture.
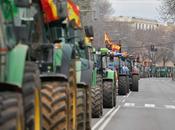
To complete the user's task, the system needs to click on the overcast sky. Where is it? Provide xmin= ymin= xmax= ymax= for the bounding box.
xmin=109 ymin=0 xmax=162 ymax=20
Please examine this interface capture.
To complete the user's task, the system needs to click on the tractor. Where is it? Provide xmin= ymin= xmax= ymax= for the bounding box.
xmin=88 ymin=47 xmax=103 ymax=118
xmin=73 ymin=26 xmax=94 ymax=130
xmin=126 ymin=56 xmax=140 ymax=92
xmin=97 ymin=48 xmax=117 ymax=108
xmin=117 ymin=54 xmax=139 ymax=95
xmin=13 ymin=0 xmax=91 ymax=130
xmin=0 ymin=1 xmax=42 ymax=130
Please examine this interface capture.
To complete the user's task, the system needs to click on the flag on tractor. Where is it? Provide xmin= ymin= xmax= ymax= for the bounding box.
xmin=104 ymin=32 xmax=121 ymax=51
xmin=104 ymin=32 xmax=112 ymax=45
xmin=40 ymin=0 xmax=59 ymax=23
xmin=112 ymin=44 xmax=120 ymax=51
xmin=67 ymin=0 xmax=81 ymax=28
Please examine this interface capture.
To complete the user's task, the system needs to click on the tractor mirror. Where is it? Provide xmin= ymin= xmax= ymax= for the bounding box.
xmin=14 ymin=0 xmax=31 ymax=7
xmin=84 ymin=26 xmax=94 ymax=37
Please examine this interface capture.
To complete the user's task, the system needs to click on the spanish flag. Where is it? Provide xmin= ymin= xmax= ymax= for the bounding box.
xmin=67 ymin=0 xmax=81 ymax=28
xmin=104 ymin=32 xmax=112 ymax=45
xmin=40 ymin=0 xmax=59 ymax=23
xmin=112 ymin=44 xmax=120 ymax=51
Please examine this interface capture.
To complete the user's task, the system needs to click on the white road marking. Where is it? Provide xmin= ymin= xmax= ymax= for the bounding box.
xmin=93 ymin=92 xmax=131 ymax=130
xmin=124 ymin=103 xmax=135 ymax=107
xmin=92 ymin=107 xmax=115 ymax=130
xmin=122 ymin=99 xmax=126 ymax=103
xmin=98 ymin=106 xmax=121 ymax=130
xmin=165 ymin=105 xmax=175 ymax=109
xmin=126 ymin=91 xmax=131 ymax=98
xmin=145 ymin=104 xmax=155 ymax=108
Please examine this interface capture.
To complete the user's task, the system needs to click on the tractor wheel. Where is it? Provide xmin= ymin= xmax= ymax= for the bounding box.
xmin=85 ymin=86 xmax=91 ymax=130
xmin=113 ymin=85 xmax=117 ymax=107
xmin=68 ymin=66 xmax=77 ymax=130
xmin=0 ymin=92 xmax=24 ymax=130
xmin=126 ymin=76 xmax=130 ymax=93
xmin=91 ymin=86 xmax=103 ymax=118
xmin=103 ymin=81 xmax=113 ymax=108
xmin=132 ymin=75 xmax=139 ymax=92
xmin=22 ymin=62 xmax=42 ymax=130
xmin=76 ymin=88 xmax=86 ymax=130
xmin=41 ymin=82 xmax=68 ymax=130
xmin=118 ymin=76 xmax=127 ymax=95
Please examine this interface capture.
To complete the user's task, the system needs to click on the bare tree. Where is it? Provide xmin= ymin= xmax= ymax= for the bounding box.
xmin=92 ymin=0 xmax=113 ymax=48
xmin=160 ymin=0 xmax=175 ymax=22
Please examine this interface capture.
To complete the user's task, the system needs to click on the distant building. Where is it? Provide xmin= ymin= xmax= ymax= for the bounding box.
xmin=107 ymin=16 xmax=161 ymax=31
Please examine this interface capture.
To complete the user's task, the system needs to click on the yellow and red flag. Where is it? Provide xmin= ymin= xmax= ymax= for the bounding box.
xmin=112 ymin=44 xmax=120 ymax=51
xmin=104 ymin=32 xmax=121 ymax=51
xmin=40 ymin=0 xmax=59 ymax=23
xmin=67 ymin=0 xmax=81 ymax=28
xmin=104 ymin=32 xmax=112 ymax=46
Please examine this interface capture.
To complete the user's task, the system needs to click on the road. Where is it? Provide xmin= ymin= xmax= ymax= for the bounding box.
xmin=92 ymin=78 xmax=175 ymax=130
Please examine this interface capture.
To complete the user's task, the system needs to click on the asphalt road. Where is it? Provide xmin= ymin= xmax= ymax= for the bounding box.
xmin=92 ymin=78 xmax=175 ymax=130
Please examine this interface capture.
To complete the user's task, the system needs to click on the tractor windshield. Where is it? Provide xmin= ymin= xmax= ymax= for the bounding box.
xmin=0 ymin=1 xmax=36 ymax=48
xmin=0 ymin=2 xmax=17 ymax=48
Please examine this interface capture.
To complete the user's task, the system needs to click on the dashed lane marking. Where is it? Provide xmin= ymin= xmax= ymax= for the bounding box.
xmin=165 ymin=105 xmax=175 ymax=109
xmin=124 ymin=103 xmax=135 ymax=107
xmin=144 ymin=104 xmax=155 ymax=108
xmin=121 ymin=99 xmax=126 ymax=103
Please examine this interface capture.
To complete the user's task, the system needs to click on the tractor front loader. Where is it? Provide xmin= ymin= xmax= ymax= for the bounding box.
xmin=0 ymin=1 xmax=42 ymax=130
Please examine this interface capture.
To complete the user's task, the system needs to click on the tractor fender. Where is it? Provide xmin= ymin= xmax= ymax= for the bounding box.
xmin=6 ymin=44 xmax=28 ymax=87
xmin=0 ymin=83 xmax=22 ymax=93
xmin=78 ymin=59 xmax=93 ymax=87
xmin=58 ymin=44 xmax=73 ymax=78
xmin=40 ymin=74 xmax=68 ymax=83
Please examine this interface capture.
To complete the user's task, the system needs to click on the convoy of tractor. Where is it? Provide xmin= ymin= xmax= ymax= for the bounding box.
xmin=0 ymin=1 xmax=140 ymax=130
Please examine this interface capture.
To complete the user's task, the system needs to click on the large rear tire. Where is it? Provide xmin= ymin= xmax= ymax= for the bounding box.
xmin=113 ymin=85 xmax=116 ymax=107
xmin=0 ymin=92 xmax=24 ymax=130
xmin=41 ymin=82 xmax=68 ymax=130
xmin=118 ymin=76 xmax=127 ymax=95
xmin=76 ymin=87 xmax=86 ymax=130
xmin=132 ymin=75 xmax=139 ymax=92
xmin=103 ymin=81 xmax=113 ymax=108
xmin=126 ymin=76 xmax=130 ymax=93
xmin=85 ymin=86 xmax=91 ymax=130
xmin=91 ymin=86 xmax=103 ymax=118
xmin=68 ymin=65 xmax=77 ymax=130
xmin=22 ymin=62 xmax=42 ymax=130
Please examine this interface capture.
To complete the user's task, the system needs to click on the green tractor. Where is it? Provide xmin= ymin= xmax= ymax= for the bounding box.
xmin=88 ymin=47 xmax=103 ymax=118
xmin=19 ymin=0 xmax=90 ymax=130
xmin=73 ymin=27 xmax=94 ymax=130
xmin=97 ymin=48 xmax=117 ymax=108
xmin=0 ymin=1 xmax=42 ymax=130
